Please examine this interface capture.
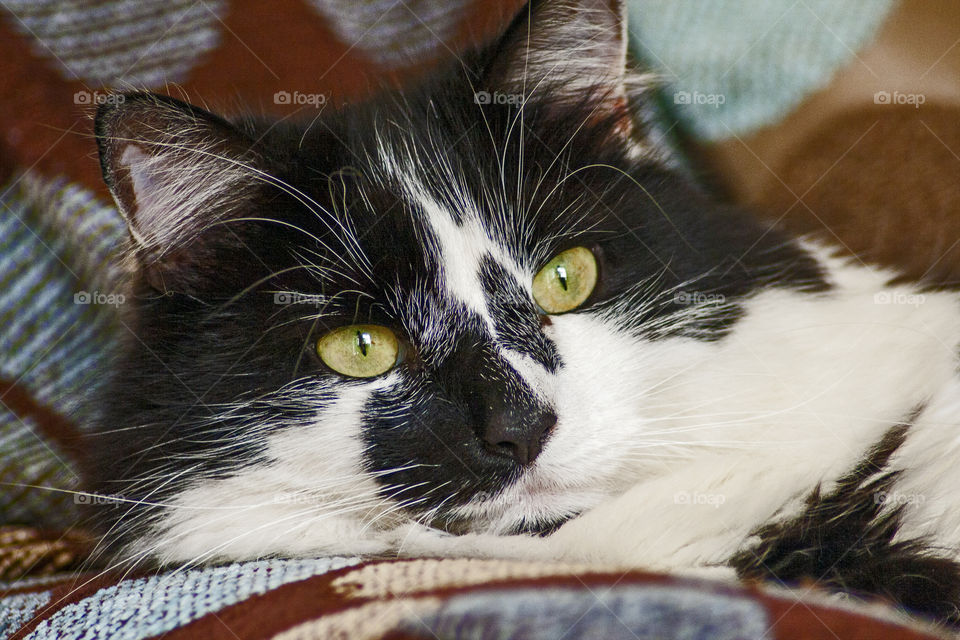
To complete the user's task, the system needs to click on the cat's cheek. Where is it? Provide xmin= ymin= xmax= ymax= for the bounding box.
xmin=534 ymin=313 xmax=714 ymax=485
xmin=135 ymin=378 xmax=401 ymax=565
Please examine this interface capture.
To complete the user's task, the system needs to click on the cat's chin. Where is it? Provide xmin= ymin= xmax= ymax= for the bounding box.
xmin=435 ymin=471 xmax=618 ymax=538
xmin=509 ymin=516 xmax=573 ymax=537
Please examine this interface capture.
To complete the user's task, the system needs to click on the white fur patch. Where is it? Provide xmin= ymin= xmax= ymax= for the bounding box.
xmin=141 ymin=377 xmax=399 ymax=565
xmin=375 ymin=137 xmax=536 ymax=345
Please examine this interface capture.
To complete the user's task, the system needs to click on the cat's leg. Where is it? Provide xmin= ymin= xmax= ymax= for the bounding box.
xmin=390 ymin=446 xmax=849 ymax=575
xmin=725 ymin=387 xmax=960 ymax=626
xmin=540 ymin=431 xmax=909 ymax=577
xmin=388 ymin=521 xmax=554 ymax=561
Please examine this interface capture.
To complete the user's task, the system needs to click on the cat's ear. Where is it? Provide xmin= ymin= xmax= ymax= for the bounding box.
xmin=483 ymin=0 xmax=636 ymax=135
xmin=95 ymin=92 xmax=262 ymax=292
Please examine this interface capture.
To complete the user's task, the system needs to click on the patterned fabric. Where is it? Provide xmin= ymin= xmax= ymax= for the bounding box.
xmin=306 ymin=0 xmax=468 ymax=65
xmin=0 ymin=175 xmax=126 ymax=530
xmin=0 ymin=593 xmax=50 ymax=639
xmin=3 ymin=0 xmax=228 ymax=87
xmin=0 ymin=0 xmax=936 ymax=638
xmin=1 ymin=556 xmax=949 ymax=639
xmin=0 ymin=527 xmax=92 ymax=582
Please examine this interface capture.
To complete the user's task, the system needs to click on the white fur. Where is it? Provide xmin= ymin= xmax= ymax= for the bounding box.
xmin=144 ymin=377 xmax=399 ymax=565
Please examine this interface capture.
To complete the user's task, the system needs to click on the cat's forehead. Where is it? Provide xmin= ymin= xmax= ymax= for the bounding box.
xmin=372 ymin=133 xmax=534 ymax=306
xmin=271 ymin=117 xmax=573 ymax=369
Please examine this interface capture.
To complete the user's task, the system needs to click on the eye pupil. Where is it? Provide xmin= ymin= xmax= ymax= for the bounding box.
xmin=555 ymin=265 xmax=569 ymax=291
xmin=357 ymin=331 xmax=371 ymax=357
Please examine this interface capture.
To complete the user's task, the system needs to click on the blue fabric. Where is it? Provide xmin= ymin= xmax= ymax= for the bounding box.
xmin=627 ymin=0 xmax=896 ymax=140
xmin=406 ymin=584 xmax=772 ymax=640
xmin=0 ymin=592 xmax=50 ymax=640
xmin=23 ymin=557 xmax=359 ymax=640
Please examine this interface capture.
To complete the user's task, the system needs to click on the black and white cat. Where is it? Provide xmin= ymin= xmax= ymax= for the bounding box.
xmin=87 ymin=0 xmax=960 ymax=624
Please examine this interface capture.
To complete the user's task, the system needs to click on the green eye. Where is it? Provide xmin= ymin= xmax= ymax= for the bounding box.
xmin=532 ymin=246 xmax=598 ymax=314
xmin=317 ymin=324 xmax=399 ymax=378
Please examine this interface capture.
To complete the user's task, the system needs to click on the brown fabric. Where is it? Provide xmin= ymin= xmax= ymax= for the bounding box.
xmin=0 ymin=526 xmax=93 ymax=583
xmin=753 ymin=104 xmax=960 ymax=285
xmin=134 ymin=559 xmax=949 ymax=640
xmin=0 ymin=379 xmax=84 ymax=468
xmin=2 ymin=556 xmax=948 ymax=639
xmin=158 ymin=559 xmax=632 ymax=640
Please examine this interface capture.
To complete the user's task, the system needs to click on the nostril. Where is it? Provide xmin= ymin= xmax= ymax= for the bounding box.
xmin=539 ymin=411 xmax=558 ymax=436
xmin=481 ymin=407 xmax=557 ymax=466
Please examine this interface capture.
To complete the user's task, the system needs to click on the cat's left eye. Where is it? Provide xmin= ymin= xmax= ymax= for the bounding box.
xmin=316 ymin=324 xmax=399 ymax=378
xmin=532 ymin=246 xmax=598 ymax=314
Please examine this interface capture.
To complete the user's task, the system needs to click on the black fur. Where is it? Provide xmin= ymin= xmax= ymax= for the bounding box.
xmin=731 ymin=421 xmax=960 ymax=626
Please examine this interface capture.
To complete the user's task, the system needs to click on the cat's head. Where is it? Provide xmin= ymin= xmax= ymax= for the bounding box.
xmin=89 ymin=0 xmax=824 ymax=563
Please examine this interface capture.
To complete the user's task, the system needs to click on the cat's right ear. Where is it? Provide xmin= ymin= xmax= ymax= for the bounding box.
xmin=482 ymin=0 xmax=637 ymax=136
xmin=95 ymin=92 xmax=261 ymax=292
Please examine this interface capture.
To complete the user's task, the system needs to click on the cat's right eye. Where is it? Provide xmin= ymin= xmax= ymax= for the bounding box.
xmin=316 ymin=324 xmax=399 ymax=378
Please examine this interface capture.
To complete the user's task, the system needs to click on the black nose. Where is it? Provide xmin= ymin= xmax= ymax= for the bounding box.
xmin=482 ymin=406 xmax=557 ymax=466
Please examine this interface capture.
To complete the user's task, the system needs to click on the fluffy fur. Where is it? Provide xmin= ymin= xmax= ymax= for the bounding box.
xmin=85 ymin=0 xmax=960 ymax=627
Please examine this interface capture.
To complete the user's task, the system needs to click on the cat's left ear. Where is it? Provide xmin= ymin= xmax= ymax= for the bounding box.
xmin=482 ymin=0 xmax=636 ymax=136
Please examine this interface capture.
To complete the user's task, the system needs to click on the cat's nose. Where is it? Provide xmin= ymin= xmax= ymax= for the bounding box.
xmin=482 ymin=407 xmax=557 ymax=466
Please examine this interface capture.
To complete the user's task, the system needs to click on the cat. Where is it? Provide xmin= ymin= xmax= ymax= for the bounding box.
xmin=85 ymin=0 xmax=960 ymax=625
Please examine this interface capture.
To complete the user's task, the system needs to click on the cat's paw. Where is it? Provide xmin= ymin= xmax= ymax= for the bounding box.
xmin=668 ymin=565 xmax=739 ymax=583
xmin=389 ymin=523 xmax=553 ymax=561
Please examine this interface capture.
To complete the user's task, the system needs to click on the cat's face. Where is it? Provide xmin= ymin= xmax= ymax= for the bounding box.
xmin=89 ymin=0 xmax=824 ymax=561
